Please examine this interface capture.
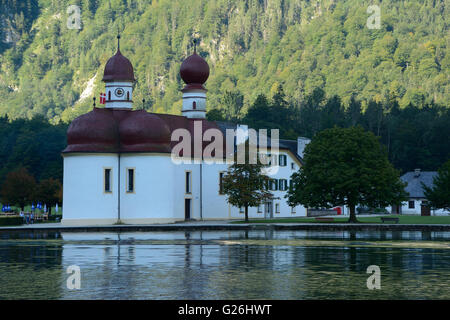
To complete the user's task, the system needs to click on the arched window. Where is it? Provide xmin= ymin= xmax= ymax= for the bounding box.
xmin=108 ymin=91 xmax=111 ymax=100
xmin=192 ymin=101 xmax=196 ymax=109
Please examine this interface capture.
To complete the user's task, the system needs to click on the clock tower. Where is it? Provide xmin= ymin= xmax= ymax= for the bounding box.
xmin=102 ymin=35 xmax=135 ymax=109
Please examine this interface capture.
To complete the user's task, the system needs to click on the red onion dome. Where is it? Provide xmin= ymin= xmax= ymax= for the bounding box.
xmin=180 ymin=53 xmax=210 ymax=85
xmin=63 ymin=108 xmax=119 ymax=153
xmin=119 ymin=110 xmax=172 ymax=153
xmin=102 ymin=49 xmax=135 ymax=82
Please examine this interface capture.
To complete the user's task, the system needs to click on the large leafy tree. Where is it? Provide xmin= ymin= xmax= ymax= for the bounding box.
xmin=35 ymin=178 xmax=62 ymax=215
xmin=422 ymin=160 xmax=450 ymax=211
xmin=222 ymin=142 xmax=273 ymax=222
xmin=286 ymin=126 xmax=407 ymax=223
xmin=0 ymin=167 xmax=36 ymax=211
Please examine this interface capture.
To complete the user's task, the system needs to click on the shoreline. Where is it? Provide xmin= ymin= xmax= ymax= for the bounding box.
xmin=1 ymin=222 xmax=450 ymax=233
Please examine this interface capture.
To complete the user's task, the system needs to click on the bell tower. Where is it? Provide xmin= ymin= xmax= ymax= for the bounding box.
xmin=102 ymin=34 xmax=135 ymax=109
xmin=179 ymin=39 xmax=210 ymax=119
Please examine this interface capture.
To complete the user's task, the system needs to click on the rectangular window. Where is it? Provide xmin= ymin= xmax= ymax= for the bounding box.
xmin=239 ymin=206 xmax=244 ymax=214
xmin=104 ymin=168 xmax=112 ymax=193
xmin=127 ymin=168 xmax=135 ymax=193
xmin=279 ymin=179 xmax=288 ymax=191
xmin=269 ymin=179 xmax=278 ymax=191
xmin=279 ymin=155 xmax=287 ymax=166
xmin=408 ymin=201 xmax=415 ymax=209
xmin=291 ymin=162 xmax=295 ymax=170
xmin=219 ymin=172 xmax=224 ymax=194
xmin=271 ymin=154 xmax=278 ymax=166
xmin=275 ymin=203 xmax=280 ymax=213
xmin=185 ymin=171 xmax=191 ymax=194
xmin=291 ymin=206 xmax=296 ymax=214
xmin=257 ymin=204 xmax=262 ymax=213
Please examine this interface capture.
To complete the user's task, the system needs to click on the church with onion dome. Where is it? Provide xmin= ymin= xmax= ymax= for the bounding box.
xmin=61 ymin=36 xmax=310 ymax=226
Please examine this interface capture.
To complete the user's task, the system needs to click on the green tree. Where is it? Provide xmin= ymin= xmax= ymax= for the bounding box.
xmin=220 ymin=90 xmax=244 ymax=122
xmin=35 ymin=178 xmax=62 ymax=215
xmin=286 ymin=127 xmax=407 ymax=223
xmin=0 ymin=167 xmax=36 ymax=211
xmin=222 ymin=142 xmax=273 ymax=222
xmin=206 ymin=108 xmax=225 ymax=121
xmin=422 ymin=160 xmax=450 ymax=211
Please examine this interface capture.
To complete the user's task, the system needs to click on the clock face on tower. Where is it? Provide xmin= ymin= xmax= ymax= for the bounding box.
xmin=115 ymin=88 xmax=124 ymax=97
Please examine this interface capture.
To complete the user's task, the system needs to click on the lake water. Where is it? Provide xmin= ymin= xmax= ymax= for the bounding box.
xmin=0 ymin=230 xmax=449 ymax=299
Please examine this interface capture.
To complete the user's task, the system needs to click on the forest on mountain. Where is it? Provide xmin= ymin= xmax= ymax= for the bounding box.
xmin=0 ymin=0 xmax=448 ymax=123
xmin=0 ymin=0 xmax=448 ymax=191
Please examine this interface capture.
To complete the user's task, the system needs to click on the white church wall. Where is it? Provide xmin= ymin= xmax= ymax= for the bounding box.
xmin=173 ymin=161 xmax=201 ymax=220
xmin=62 ymin=154 xmax=119 ymax=225
xmin=202 ymin=162 xmax=232 ymax=219
xmin=119 ymin=154 xmax=180 ymax=224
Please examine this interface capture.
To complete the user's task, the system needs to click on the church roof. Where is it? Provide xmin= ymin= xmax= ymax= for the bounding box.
xmin=63 ymin=109 xmax=226 ymax=156
xmin=102 ymin=48 xmax=135 ymax=82
xmin=180 ymin=52 xmax=209 ymax=90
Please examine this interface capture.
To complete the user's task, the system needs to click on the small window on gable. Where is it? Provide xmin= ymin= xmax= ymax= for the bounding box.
xmin=193 ymin=101 xmax=196 ymax=109
xmin=126 ymin=91 xmax=130 ymax=101
xmin=408 ymin=201 xmax=415 ymax=209
xmin=108 ymin=91 xmax=111 ymax=100
xmin=291 ymin=162 xmax=295 ymax=170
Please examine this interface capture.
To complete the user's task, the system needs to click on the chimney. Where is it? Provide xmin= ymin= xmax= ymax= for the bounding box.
xmin=297 ymin=137 xmax=311 ymax=158
xmin=414 ymin=169 xmax=421 ymax=177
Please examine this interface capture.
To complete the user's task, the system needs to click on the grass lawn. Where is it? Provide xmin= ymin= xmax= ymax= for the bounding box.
xmin=232 ymin=215 xmax=450 ymax=224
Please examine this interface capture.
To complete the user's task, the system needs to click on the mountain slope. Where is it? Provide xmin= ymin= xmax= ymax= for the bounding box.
xmin=0 ymin=0 xmax=448 ymax=123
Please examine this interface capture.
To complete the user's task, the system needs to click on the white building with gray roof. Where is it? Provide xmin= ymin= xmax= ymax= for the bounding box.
xmin=393 ymin=169 xmax=450 ymax=216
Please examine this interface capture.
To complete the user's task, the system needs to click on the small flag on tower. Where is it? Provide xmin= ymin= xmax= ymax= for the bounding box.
xmin=100 ymin=93 xmax=106 ymax=104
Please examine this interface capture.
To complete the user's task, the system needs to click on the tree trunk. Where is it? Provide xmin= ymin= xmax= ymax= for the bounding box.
xmin=245 ymin=206 xmax=249 ymax=222
xmin=49 ymin=206 xmax=52 ymax=216
xmin=347 ymin=204 xmax=359 ymax=223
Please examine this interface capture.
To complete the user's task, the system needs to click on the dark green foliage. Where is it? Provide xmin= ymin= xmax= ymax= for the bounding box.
xmin=423 ymin=160 xmax=450 ymax=211
xmin=0 ymin=216 xmax=23 ymax=226
xmin=0 ymin=167 xmax=36 ymax=211
xmin=35 ymin=178 xmax=62 ymax=215
xmin=0 ymin=116 xmax=67 ymax=191
xmin=286 ymin=127 xmax=408 ymax=223
xmin=0 ymin=0 xmax=447 ymax=123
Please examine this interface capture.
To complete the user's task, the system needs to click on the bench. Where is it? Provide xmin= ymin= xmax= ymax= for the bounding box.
xmin=315 ymin=217 xmax=334 ymax=222
xmin=380 ymin=217 xmax=399 ymax=224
